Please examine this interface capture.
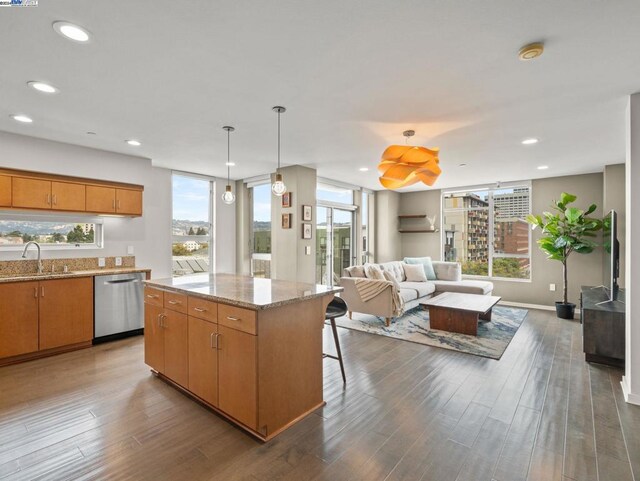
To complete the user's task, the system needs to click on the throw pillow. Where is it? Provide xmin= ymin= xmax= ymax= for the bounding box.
xmin=403 ymin=263 xmax=428 ymax=282
xmin=383 ymin=270 xmax=400 ymax=289
xmin=364 ymin=263 xmax=385 ymax=280
xmin=346 ymin=265 xmax=366 ymax=278
xmin=403 ymin=256 xmax=437 ymax=280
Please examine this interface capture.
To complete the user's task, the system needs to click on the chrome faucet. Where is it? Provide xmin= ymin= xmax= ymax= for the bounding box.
xmin=21 ymin=241 xmax=43 ymax=274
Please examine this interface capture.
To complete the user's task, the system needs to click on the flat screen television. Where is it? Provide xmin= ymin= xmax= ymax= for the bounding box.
xmin=603 ymin=210 xmax=620 ymax=301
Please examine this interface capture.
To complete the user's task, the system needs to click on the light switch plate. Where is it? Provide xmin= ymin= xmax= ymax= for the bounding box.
xmin=305 ymin=246 xmax=311 ymax=255
xmin=127 ymin=245 xmax=134 ymax=255
xmin=550 ymin=283 xmax=556 ymax=292
xmin=98 ymin=257 xmax=106 ymax=268
xmin=115 ymin=257 xmax=122 ymax=267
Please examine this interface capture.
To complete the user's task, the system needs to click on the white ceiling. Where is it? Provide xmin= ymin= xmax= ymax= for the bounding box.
xmin=1 ymin=0 xmax=639 ymax=191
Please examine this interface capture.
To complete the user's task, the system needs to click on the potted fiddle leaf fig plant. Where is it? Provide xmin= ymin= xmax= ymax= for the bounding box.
xmin=526 ymin=193 xmax=602 ymax=319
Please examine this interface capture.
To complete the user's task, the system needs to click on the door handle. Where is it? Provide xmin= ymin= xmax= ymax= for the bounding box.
xmin=112 ymin=199 xmax=116 ymax=210
xmin=117 ymin=199 xmax=121 ymax=210
xmin=168 ymin=300 xmax=181 ymax=305
xmin=34 ymin=287 xmax=38 ymax=298
xmin=193 ymin=307 xmax=207 ymax=313
xmin=40 ymin=286 xmax=45 ymax=297
xmin=147 ymin=294 xmax=159 ymax=299
xmin=226 ymin=316 xmax=240 ymax=322
xmin=215 ymin=333 xmax=221 ymax=350
xmin=52 ymin=194 xmax=57 ymax=206
xmin=46 ymin=193 xmax=51 ymax=205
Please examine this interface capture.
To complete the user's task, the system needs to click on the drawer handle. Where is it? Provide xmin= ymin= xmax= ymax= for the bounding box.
xmin=193 ymin=307 xmax=207 ymax=313
xmin=226 ymin=316 xmax=240 ymax=321
xmin=147 ymin=294 xmax=159 ymax=299
xmin=168 ymin=300 xmax=182 ymax=305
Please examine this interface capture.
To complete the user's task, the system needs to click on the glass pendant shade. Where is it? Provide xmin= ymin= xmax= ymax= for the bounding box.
xmin=222 ymin=185 xmax=235 ymax=205
xmin=271 ymin=173 xmax=287 ymax=196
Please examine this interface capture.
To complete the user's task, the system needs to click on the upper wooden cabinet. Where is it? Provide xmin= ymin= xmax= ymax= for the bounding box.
xmin=116 ymin=189 xmax=143 ymax=216
xmin=51 ymin=182 xmax=86 ymax=212
xmin=86 ymin=185 xmax=116 ymax=213
xmin=0 ymin=167 xmax=143 ymax=217
xmin=12 ymin=177 xmax=52 ymax=209
xmin=0 ymin=175 xmax=11 ymax=206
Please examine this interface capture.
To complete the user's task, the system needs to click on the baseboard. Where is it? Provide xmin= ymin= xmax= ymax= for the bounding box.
xmin=498 ymin=300 xmax=581 ymax=319
xmin=621 ymin=376 xmax=640 ymax=405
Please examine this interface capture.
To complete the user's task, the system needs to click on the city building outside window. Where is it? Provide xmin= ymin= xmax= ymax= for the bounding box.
xmin=442 ymin=183 xmax=531 ymax=280
xmin=0 ymin=215 xmax=103 ymax=250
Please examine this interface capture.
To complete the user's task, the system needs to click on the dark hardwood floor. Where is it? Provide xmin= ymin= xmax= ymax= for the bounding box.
xmin=0 ymin=308 xmax=638 ymax=481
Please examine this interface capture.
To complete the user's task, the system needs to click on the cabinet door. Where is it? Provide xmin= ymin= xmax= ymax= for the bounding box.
xmin=0 ymin=175 xmax=11 ymax=206
xmin=12 ymin=177 xmax=51 ymax=209
xmin=144 ymin=303 xmax=164 ymax=373
xmin=0 ymin=281 xmax=39 ymax=358
xmin=38 ymin=277 xmax=93 ymax=350
xmin=86 ymin=185 xmax=116 ymax=213
xmin=188 ymin=316 xmax=219 ymax=406
xmin=218 ymin=325 xmax=257 ymax=429
xmin=116 ymin=189 xmax=143 ymax=216
xmin=163 ymin=310 xmax=188 ymax=387
xmin=51 ymin=182 xmax=86 ymax=212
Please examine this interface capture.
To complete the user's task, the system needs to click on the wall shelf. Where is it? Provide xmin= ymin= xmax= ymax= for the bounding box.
xmin=399 ymin=229 xmax=439 ymax=233
xmin=398 ymin=214 xmax=427 ymax=219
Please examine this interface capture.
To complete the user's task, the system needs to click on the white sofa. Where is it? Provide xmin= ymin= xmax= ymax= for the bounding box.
xmin=340 ymin=260 xmax=494 ymax=326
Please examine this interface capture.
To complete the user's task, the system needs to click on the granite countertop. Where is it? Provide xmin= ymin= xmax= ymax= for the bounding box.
xmin=0 ymin=267 xmax=151 ymax=284
xmin=144 ymin=273 xmax=343 ymax=310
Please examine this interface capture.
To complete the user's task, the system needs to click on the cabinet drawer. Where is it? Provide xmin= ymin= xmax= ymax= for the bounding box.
xmin=144 ymin=286 xmax=164 ymax=307
xmin=218 ymin=304 xmax=256 ymax=335
xmin=188 ymin=296 xmax=217 ymax=323
xmin=164 ymin=291 xmax=187 ymax=313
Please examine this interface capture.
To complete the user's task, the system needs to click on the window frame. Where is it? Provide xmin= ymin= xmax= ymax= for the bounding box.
xmin=0 ymin=212 xmax=104 ymax=251
xmin=441 ymin=181 xmax=532 ymax=282
xmin=171 ymin=171 xmax=215 ymax=276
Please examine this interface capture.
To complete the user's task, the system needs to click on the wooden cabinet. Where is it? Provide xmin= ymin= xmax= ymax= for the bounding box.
xmin=86 ymin=185 xmax=116 ymax=213
xmin=218 ymin=325 xmax=257 ymax=430
xmin=51 ymin=182 xmax=85 ymax=211
xmin=163 ymin=310 xmax=188 ymax=388
xmin=0 ymin=168 xmax=143 ymax=217
xmin=39 ymin=277 xmax=94 ymax=350
xmin=116 ymin=189 xmax=143 ymax=215
xmin=0 ymin=175 xmax=11 ymax=206
xmin=144 ymin=303 xmax=164 ymax=373
xmin=188 ymin=316 xmax=219 ymax=406
xmin=0 ymin=282 xmax=39 ymax=358
xmin=12 ymin=177 xmax=51 ymax=209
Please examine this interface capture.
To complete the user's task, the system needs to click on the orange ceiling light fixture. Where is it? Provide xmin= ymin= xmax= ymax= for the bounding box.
xmin=378 ymin=130 xmax=442 ymax=189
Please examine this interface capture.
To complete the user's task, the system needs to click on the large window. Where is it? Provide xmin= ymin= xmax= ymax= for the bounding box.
xmin=172 ymin=173 xmax=213 ymax=276
xmin=442 ymin=184 xmax=531 ymax=280
xmin=250 ymin=183 xmax=272 ymax=278
xmin=0 ymin=214 xmax=103 ymax=250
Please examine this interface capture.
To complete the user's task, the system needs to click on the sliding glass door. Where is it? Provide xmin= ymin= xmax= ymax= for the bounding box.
xmin=315 ymin=206 xmax=354 ymax=286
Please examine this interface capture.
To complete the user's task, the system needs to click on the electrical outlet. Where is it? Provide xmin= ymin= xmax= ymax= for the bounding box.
xmin=127 ymin=245 xmax=134 ymax=255
xmin=98 ymin=257 xmax=106 ymax=268
xmin=115 ymin=257 xmax=122 ymax=267
xmin=550 ymin=283 xmax=556 ymax=292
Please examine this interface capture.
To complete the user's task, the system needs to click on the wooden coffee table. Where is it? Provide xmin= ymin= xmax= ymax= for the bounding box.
xmin=420 ymin=292 xmax=502 ymax=336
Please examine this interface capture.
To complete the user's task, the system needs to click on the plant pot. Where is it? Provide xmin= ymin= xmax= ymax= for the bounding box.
xmin=555 ymin=302 xmax=576 ymax=320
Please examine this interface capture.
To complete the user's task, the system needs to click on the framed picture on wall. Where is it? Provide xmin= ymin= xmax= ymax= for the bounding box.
xmin=282 ymin=213 xmax=292 ymax=229
xmin=302 ymin=222 xmax=312 ymax=239
xmin=282 ymin=192 xmax=292 ymax=208
xmin=302 ymin=204 xmax=312 ymax=221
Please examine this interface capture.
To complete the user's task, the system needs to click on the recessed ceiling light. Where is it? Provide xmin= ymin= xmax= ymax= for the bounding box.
xmin=126 ymin=140 xmax=141 ymax=146
xmin=226 ymin=162 xmax=236 ymax=167
xmin=27 ymin=81 xmax=58 ymax=94
xmin=522 ymin=138 xmax=539 ymax=145
xmin=359 ymin=167 xmax=369 ymax=172
xmin=459 ymin=163 xmax=467 ymax=167
xmin=86 ymin=131 xmax=96 ymax=135
xmin=10 ymin=114 xmax=33 ymax=123
xmin=518 ymin=42 xmax=544 ymax=61
xmin=537 ymin=165 xmax=549 ymax=170
xmin=53 ymin=21 xmax=91 ymax=43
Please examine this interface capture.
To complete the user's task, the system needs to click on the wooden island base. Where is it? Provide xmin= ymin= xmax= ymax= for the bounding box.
xmin=143 ymin=273 xmax=342 ymax=441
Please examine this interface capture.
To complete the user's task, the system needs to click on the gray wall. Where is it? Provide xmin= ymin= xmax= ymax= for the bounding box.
xmin=380 ymin=171 xmax=623 ymax=307
xmin=374 ymin=190 xmax=401 ymax=262
xmin=603 ymin=164 xmax=626 ymax=287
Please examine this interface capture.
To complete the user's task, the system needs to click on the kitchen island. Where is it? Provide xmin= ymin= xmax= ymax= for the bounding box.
xmin=143 ymin=273 xmax=343 ymax=441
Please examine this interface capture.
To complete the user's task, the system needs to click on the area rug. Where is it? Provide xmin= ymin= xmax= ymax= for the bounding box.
xmin=333 ymin=305 xmax=528 ymax=360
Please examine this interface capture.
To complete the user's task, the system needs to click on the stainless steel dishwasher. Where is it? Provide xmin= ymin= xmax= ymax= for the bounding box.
xmin=94 ymin=272 xmax=145 ymax=343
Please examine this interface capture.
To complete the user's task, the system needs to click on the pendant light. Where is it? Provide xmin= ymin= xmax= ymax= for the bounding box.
xmin=221 ymin=126 xmax=236 ymax=205
xmin=271 ymin=106 xmax=287 ymax=196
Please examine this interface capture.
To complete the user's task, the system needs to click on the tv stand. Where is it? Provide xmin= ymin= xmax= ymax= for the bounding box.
xmin=581 ymin=286 xmax=625 ymax=368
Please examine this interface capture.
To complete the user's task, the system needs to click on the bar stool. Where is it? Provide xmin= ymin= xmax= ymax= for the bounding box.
xmin=324 ymin=296 xmax=347 ymax=384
